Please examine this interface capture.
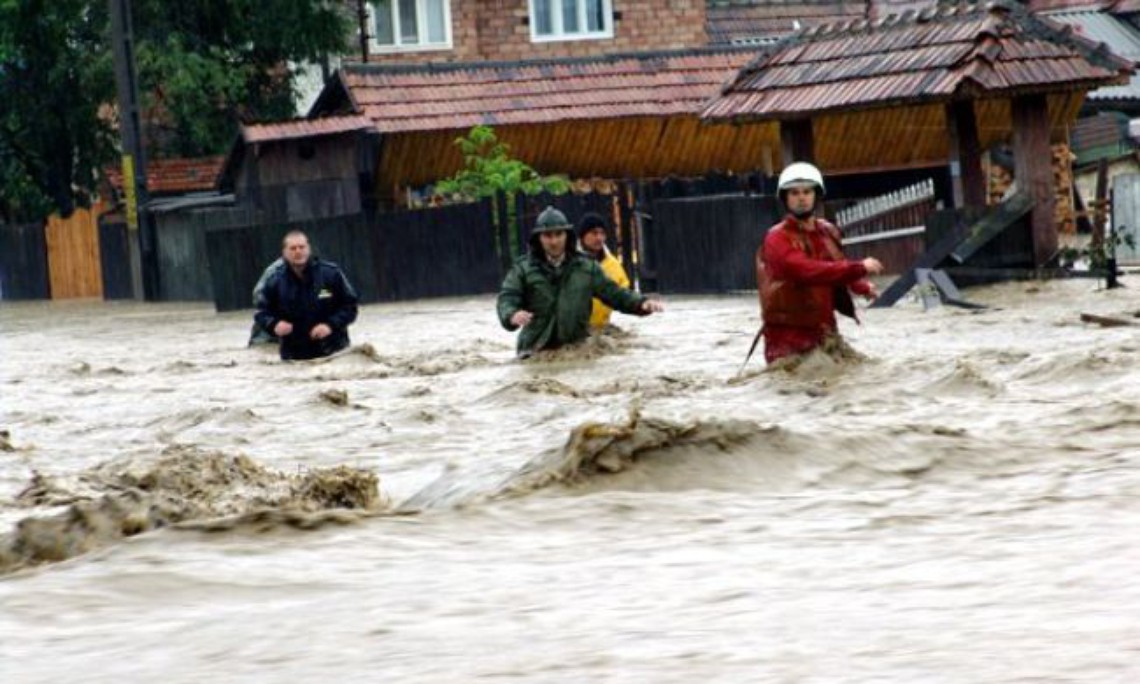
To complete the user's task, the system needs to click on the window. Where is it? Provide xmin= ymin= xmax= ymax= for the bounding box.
xmin=370 ymin=0 xmax=451 ymax=51
xmin=530 ymin=0 xmax=612 ymax=41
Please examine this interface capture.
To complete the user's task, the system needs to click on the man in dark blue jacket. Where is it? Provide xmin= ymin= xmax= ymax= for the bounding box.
xmin=254 ymin=231 xmax=359 ymax=360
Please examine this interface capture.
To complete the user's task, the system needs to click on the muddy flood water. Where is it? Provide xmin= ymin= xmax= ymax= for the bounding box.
xmin=2 ymin=279 xmax=1140 ymax=682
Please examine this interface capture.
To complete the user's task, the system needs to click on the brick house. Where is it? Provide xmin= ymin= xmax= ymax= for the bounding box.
xmin=358 ymin=0 xmax=708 ymax=63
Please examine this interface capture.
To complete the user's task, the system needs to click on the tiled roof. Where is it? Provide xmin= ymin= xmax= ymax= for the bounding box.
xmin=1023 ymin=0 xmax=1113 ymax=11
xmin=702 ymin=1 xmax=1133 ymax=121
xmin=706 ymin=0 xmax=866 ymax=45
xmin=336 ymin=48 xmax=757 ymax=134
xmin=1045 ymin=9 xmax=1140 ymax=100
xmin=104 ymin=156 xmax=224 ymax=196
xmin=240 ymin=114 xmax=374 ymax=143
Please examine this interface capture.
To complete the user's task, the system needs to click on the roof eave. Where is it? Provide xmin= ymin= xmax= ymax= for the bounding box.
xmin=699 ymin=79 xmax=1122 ymax=123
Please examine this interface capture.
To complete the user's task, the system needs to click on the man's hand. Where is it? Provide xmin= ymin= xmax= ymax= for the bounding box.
xmin=862 ymin=257 xmax=884 ymax=275
xmin=862 ymin=282 xmax=879 ymax=301
xmin=641 ymin=299 xmax=664 ymax=314
xmin=310 ymin=323 xmax=332 ymax=340
xmin=510 ymin=310 xmax=534 ymax=327
xmin=273 ymin=320 xmax=294 ymax=336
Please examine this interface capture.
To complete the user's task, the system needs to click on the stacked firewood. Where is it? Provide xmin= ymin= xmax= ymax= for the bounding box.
xmin=982 ymin=143 xmax=1077 ymax=233
xmin=1053 ymin=143 xmax=1077 ymax=235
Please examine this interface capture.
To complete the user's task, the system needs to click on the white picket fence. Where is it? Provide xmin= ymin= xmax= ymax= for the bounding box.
xmin=836 ymin=178 xmax=937 ymax=238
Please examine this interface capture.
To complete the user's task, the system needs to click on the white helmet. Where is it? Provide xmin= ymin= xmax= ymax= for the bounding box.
xmin=777 ymin=162 xmax=825 ymax=197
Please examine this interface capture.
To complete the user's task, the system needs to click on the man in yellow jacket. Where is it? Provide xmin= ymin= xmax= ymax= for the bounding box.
xmin=577 ymin=212 xmax=632 ymax=329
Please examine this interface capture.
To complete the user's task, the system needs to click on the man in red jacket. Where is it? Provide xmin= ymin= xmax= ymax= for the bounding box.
xmin=756 ymin=162 xmax=883 ymax=364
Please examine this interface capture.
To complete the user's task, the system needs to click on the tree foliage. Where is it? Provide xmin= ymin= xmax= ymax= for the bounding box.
xmin=435 ymin=125 xmax=570 ymax=200
xmin=0 ymin=0 xmax=353 ymax=222
xmin=0 ymin=0 xmax=114 ymax=221
xmin=129 ymin=0 xmax=353 ymax=158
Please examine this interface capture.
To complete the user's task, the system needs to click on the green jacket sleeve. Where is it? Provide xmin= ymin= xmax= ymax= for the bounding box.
xmin=590 ymin=262 xmax=645 ymax=315
xmin=497 ymin=262 xmax=526 ymax=330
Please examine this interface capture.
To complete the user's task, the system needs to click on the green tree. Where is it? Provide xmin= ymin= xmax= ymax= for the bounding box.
xmin=435 ymin=125 xmax=569 ymax=200
xmin=129 ymin=0 xmax=353 ymax=158
xmin=0 ymin=0 xmax=114 ymax=220
xmin=435 ymin=126 xmax=570 ymax=255
xmin=0 ymin=0 xmax=353 ymax=222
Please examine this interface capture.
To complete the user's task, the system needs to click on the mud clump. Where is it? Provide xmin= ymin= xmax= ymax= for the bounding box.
xmin=507 ymin=404 xmax=758 ymax=489
xmin=319 ymin=388 xmax=350 ymax=406
xmin=295 ymin=465 xmax=381 ymax=510
xmin=0 ymin=446 xmax=386 ymax=575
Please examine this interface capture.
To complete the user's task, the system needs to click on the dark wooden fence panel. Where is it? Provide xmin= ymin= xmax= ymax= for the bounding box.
xmin=98 ymin=219 xmax=135 ymax=300
xmin=205 ymin=227 xmax=262 ymax=312
xmin=967 ymin=219 xmax=1035 ymax=268
xmin=154 ymin=211 xmax=214 ymax=301
xmin=650 ymin=195 xmax=781 ymax=293
xmin=0 ymin=222 xmax=50 ymax=300
xmin=271 ymin=214 xmax=380 ymax=303
xmin=375 ymin=200 xmax=498 ymax=300
xmin=205 ymin=213 xmax=380 ymax=313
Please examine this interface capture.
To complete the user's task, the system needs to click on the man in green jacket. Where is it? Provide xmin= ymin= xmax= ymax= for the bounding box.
xmin=497 ymin=206 xmax=663 ymax=357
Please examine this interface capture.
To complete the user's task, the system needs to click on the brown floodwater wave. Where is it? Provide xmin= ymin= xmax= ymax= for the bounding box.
xmin=0 ymin=446 xmax=386 ymax=574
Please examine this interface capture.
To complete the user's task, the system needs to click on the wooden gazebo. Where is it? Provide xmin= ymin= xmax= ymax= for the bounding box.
xmin=701 ymin=1 xmax=1133 ymax=266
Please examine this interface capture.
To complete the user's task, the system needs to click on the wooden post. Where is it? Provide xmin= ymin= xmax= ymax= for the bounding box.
xmin=946 ymin=100 xmax=986 ymax=209
xmin=1011 ymin=94 xmax=1057 ymax=268
xmin=1092 ymin=157 xmax=1108 ymax=252
xmin=780 ymin=119 xmax=815 ymax=166
xmin=495 ymin=189 xmax=511 ymax=272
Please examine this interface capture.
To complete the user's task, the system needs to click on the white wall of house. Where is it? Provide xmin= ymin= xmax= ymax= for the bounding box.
xmin=292 ymin=57 xmax=341 ymax=116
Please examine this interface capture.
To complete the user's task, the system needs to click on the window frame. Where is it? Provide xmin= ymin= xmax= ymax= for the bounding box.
xmin=368 ymin=0 xmax=453 ymax=53
xmin=528 ymin=0 xmax=614 ymax=43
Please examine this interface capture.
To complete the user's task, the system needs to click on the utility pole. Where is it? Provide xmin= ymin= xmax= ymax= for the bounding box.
xmin=358 ymin=0 xmax=370 ymax=63
xmin=110 ymin=0 xmax=157 ymax=300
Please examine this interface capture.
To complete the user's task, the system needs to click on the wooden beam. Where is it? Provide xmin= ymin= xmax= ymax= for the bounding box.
xmin=1011 ymin=94 xmax=1057 ymax=267
xmin=780 ymin=119 xmax=815 ymax=166
xmin=945 ymin=100 xmax=985 ymax=209
xmin=949 ymin=191 xmax=1033 ymax=264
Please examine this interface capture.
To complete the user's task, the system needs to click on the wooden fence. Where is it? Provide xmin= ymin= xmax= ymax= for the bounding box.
xmin=650 ymin=195 xmax=781 ymax=293
xmin=45 ymin=201 xmax=108 ymax=299
xmin=4 ymin=170 xmax=971 ymax=304
xmin=0 ymin=222 xmax=50 ymax=300
xmin=205 ymin=200 xmax=498 ymax=312
xmin=835 ymin=179 xmax=940 ymax=275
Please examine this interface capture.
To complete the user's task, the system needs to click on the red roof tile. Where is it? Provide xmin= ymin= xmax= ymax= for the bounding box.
xmin=240 ymin=114 xmax=374 ymax=143
xmin=706 ymin=0 xmax=866 ymax=45
xmin=702 ymin=2 xmax=1133 ymax=120
xmin=337 ymin=49 xmax=756 ymax=133
xmin=104 ymin=156 xmax=225 ymax=195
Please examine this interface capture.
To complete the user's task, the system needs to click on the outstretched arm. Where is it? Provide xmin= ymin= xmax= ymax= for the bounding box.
xmin=591 ymin=264 xmax=650 ymax=315
xmin=765 ymin=230 xmax=868 ymax=286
